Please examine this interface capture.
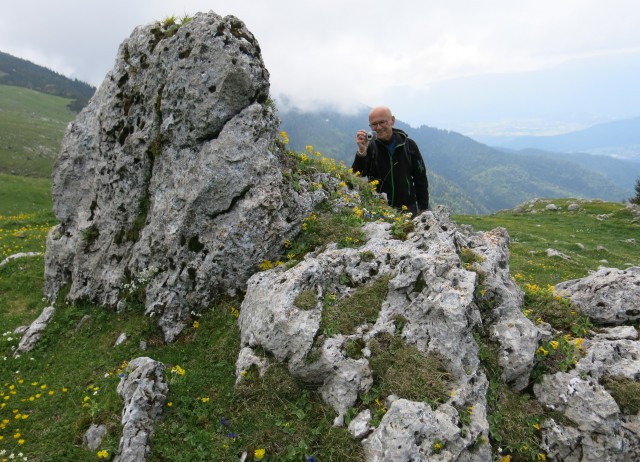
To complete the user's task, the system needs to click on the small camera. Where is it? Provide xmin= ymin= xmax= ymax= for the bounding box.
xmin=365 ymin=131 xmax=377 ymax=141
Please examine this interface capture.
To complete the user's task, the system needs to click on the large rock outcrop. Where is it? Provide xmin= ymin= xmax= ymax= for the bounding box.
xmin=236 ymin=207 xmax=531 ymax=461
xmin=44 ymin=12 xmax=321 ymax=341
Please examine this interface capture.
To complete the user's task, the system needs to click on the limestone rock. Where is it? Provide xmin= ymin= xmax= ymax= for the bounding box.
xmin=546 ymin=248 xmax=571 ymax=260
xmin=576 ymin=338 xmax=640 ymax=381
xmin=14 ymin=306 xmax=55 ymax=356
xmin=114 ymin=357 xmax=168 ymax=462
xmin=362 ymin=399 xmax=491 ymax=462
xmin=554 ymin=266 xmax=640 ymax=324
xmin=44 ymin=12 xmax=320 ymax=341
xmin=534 ymin=372 xmax=620 ymax=433
xmin=348 ymin=409 xmax=373 ymax=440
xmin=0 ymin=251 xmax=43 ymax=267
xmin=463 ymin=226 xmax=539 ymax=391
xmin=83 ymin=424 xmax=108 ymax=451
xmin=237 ymin=207 xmax=500 ymax=458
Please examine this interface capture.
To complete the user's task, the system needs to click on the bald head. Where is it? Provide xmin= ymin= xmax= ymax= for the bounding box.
xmin=368 ymin=106 xmax=395 ymax=141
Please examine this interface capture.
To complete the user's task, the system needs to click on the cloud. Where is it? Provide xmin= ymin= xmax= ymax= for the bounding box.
xmin=2 ymin=0 xmax=639 ymax=129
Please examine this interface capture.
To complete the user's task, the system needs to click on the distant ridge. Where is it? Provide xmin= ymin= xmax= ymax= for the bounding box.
xmin=0 ymin=50 xmax=95 ymax=112
xmin=478 ymin=117 xmax=640 ymax=161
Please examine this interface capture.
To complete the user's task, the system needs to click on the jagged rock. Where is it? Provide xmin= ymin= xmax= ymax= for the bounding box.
xmin=238 ymin=207 xmax=533 ymax=459
xmin=348 ymin=409 xmax=373 ymax=440
xmin=83 ymin=423 xmax=107 ymax=451
xmin=235 ymin=346 xmax=270 ymax=384
xmin=546 ymin=204 xmax=559 ymax=211
xmin=463 ymin=226 xmax=539 ymax=391
xmin=114 ymin=357 xmax=168 ymax=462
xmin=44 ymin=12 xmax=321 ymax=341
xmin=362 ymin=399 xmax=491 ymax=461
xmin=567 ymin=203 xmax=580 ymax=211
xmin=576 ymin=338 xmax=640 ymax=380
xmin=591 ymin=326 xmax=638 ymax=341
xmin=554 ymin=266 xmax=640 ymax=324
xmin=13 ymin=306 xmax=55 ymax=356
xmin=534 ymin=372 xmax=620 ymax=433
xmin=540 ymin=416 xmax=640 ymax=462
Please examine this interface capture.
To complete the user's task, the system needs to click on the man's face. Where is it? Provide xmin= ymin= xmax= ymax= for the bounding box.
xmin=368 ymin=109 xmax=395 ymax=141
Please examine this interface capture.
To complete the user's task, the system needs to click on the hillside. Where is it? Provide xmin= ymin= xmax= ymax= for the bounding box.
xmin=502 ymin=148 xmax=640 ymax=193
xmin=0 ymin=50 xmax=95 ymax=111
xmin=0 ymin=84 xmax=76 ymax=177
xmin=280 ymin=109 xmax=634 ymax=212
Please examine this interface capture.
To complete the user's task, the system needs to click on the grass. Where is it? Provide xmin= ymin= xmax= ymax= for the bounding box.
xmin=2 ymin=140 xmax=639 ymax=461
xmin=0 ymin=84 xmax=75 ymax=178
xmin=454 ymin=198 xmax=640 ymax=286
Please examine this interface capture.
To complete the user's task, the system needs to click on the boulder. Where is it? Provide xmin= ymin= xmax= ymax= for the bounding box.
xmin=555 ymin=266 xmax=640 ymax=324
xmin=114 ymin=357 xmax=168 ymax=462
xmin=44 ymin=12 xmax=321 ymax=341
xmin=13 ymin=306 xmax=55 ymax=356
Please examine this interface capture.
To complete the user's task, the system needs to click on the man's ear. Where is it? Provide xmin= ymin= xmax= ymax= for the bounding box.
xmin=390 ymin=116 xmax=395 ymax=127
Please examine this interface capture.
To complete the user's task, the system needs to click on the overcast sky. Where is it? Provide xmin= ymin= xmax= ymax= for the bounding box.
xmin=2 ymin=0 xmax=640 ymax=134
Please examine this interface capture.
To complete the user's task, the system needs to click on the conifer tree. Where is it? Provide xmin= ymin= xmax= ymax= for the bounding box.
xmin=631 ymin=177 xmax=640 ymax=205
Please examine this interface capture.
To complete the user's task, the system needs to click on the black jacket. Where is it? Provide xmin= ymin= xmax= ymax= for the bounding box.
xmin=352 ymin=128 xmax=429 ymax=212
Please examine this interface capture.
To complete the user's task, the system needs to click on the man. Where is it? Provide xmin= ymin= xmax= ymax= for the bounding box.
xmin=352 ymin=106 xmax=429 ymax=215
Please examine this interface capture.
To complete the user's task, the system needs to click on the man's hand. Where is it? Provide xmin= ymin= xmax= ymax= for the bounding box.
xmin=356 ymin=130 xmax=368 ymax=156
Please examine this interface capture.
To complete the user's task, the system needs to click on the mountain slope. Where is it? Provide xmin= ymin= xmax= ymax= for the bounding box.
xmin=0 ymin=50 xmax=95 ymax=111
xmin=0 ymin=84 xmax=76 ymax=177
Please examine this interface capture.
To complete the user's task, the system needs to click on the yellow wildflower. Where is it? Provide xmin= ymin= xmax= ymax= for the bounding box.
xmin=500 ymin=456 xmax=511 ymax=462
xmin=549 ymin=340 xmax=559 ymax=350
xmin=192 ymin=320 xmax=200 ymax=329
xmin=537 ymin=346 xmax=549 ymax=356
xmin=97 ymin=450 xmax=110 ymax=458
xmin=254 ymin=448 xmax=266 ymax=460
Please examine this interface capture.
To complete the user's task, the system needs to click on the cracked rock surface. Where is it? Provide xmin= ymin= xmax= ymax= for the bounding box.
xmin=44 ymin=12 xmax=321 ymax=341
